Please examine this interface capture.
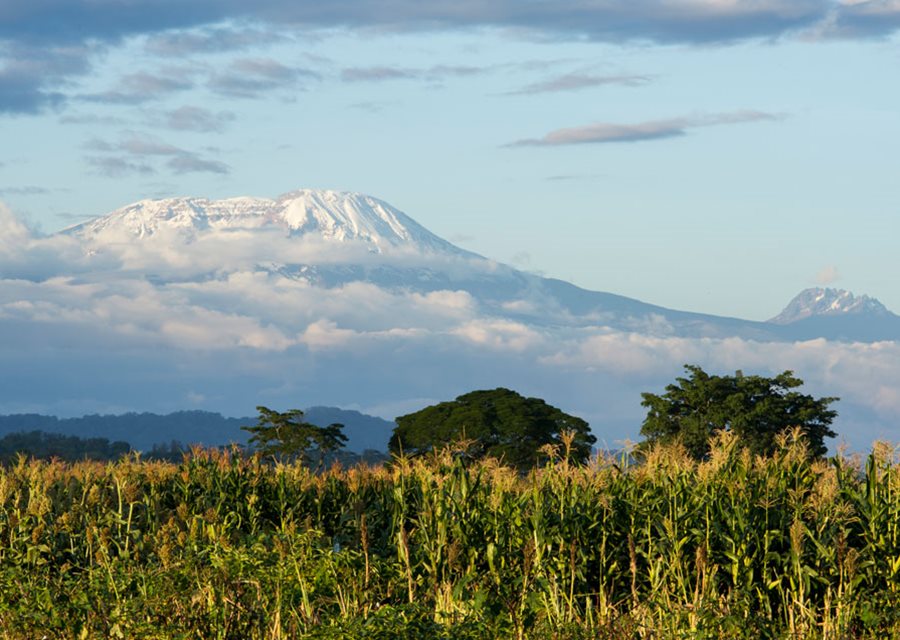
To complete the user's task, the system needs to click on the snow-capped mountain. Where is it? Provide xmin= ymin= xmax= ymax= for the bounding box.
xmin=4 ymin=187 xmax=900 ymax=451
xmin=56 ymin=189 xmax=898 ymax=343
xmin=769 ymin=288 xmax=890 ymax=324
xmin=64 ymin=189 xmax=467 ymax=256
xmin=60 ymin=189 xmax=779 ymax=339
xmin=766 ymin=288 xmax=900 ymax=342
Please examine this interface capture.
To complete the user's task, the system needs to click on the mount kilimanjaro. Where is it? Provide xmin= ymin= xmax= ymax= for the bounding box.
xmin=60 ymin=189 xmax=899 ymax=343
xmin=2 ymin=188 xmax=898 ymax=449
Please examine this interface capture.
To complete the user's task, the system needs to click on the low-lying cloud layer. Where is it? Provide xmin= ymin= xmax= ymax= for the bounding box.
xmin=1 ymin=204 xmax=897 ymax=450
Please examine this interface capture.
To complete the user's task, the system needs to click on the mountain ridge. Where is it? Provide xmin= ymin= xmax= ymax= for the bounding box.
xmin=770 ymin=287 xmax=891 ymax=324
xmin=0 ymin=408 xmax=396 ymax=453
xmin=54 ymin=188 xmax=896 ymax=343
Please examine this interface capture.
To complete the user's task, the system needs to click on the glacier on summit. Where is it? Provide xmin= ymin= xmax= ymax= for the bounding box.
xmin=63 ymin=190 xmax=468 ymax=257
xmin=769 ymin=288 xmax=890 ymax=324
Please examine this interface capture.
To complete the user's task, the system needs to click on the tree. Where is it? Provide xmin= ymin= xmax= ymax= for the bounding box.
xmin=389 ymin=388 xmax=596 ymax=469
xmin=639 ymin=365 xmax=838 ymax=459
xmin=242 ymin=406 xmax=347 ymax=467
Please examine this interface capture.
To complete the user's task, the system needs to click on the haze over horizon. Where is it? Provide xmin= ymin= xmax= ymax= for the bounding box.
xmin=1 ymin=0 xmax=898 ymax=320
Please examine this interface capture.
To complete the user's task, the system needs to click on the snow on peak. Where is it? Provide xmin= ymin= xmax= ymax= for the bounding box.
xmin=62 ymin=189 xmax=465 ymax=255
xmin=769 ymin=287 xmax=890 ymax=324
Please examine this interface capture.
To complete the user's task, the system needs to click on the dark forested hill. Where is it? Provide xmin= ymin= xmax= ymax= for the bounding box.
xmin=0 ymin=408 xmax=396 ymax=453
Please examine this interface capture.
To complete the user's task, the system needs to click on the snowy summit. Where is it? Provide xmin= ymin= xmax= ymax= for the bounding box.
xmin=63 ymin=189 xmax=465 ymax=256
xmin=769 ymin=288 xmax=890 ymax=324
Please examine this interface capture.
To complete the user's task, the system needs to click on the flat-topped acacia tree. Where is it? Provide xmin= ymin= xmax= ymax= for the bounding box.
xmin=389 ymin=388 xmax=596 ymax=470
xmin=242 ymin=406 xmax=347 ymax=468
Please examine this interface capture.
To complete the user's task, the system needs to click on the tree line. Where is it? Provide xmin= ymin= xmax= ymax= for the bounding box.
xmin=243 ymin=364 xmax=837 ymax=469
xmin=0 ymin=365 xmax=838 ymax=467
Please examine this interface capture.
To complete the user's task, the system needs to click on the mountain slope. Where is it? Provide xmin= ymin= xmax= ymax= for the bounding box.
xmin=57 ymin=190 xmax=895 ymax=343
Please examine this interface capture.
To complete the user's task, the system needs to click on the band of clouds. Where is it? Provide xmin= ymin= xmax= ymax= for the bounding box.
xmin=78 ymin=57 xmax=317 ymax=107
xmin=208 ymin=58 xmax=320 ymax=98
xmin=505 ymin=72 xmax=653 ymax=96
xmin=2 ymin=1 xmax=899 ymax=116
xmin=1 ymin=1 xmax=887 ymax=47
xmin=156 ymin=106 xmax=236 ymax=133
xmin=80 ymin=70 xmax=194 ymax=105
xmin=341 ymin=64 xmax=484 ymax=83
xmin=509 ymin=110 xmax=782 ymax=147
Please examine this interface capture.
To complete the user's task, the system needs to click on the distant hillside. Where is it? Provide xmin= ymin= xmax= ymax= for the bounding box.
xmin=302 ymin=407 xmax=397 ymax=453
xmin=0 ymin=408 xmax=395 ymax=453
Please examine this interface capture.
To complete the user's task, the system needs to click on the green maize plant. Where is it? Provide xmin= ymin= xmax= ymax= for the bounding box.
xmin=0 ymin=438 xmax=899 ymax=638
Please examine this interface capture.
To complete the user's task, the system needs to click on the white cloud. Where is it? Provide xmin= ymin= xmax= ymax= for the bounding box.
xmin=541 ymin=329 xmax=900 ymax=421
xmin=452 ymin=319 xmax=543 ymax=352
xmin=301 ymin=319 xmax=360 ymax=350
xmin=510 ymin=111 xmax=781 ymax=147
xmin=815 ymin=265 xmax=841 ymax=285
xmin=0 ymin=201 xmax=32 ymax=246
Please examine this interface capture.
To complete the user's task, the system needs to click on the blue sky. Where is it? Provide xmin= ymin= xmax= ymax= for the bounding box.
xmin=1 ymin=0 xmax=898 ymax=320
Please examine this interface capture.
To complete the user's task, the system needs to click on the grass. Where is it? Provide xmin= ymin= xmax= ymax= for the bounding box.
xmin=0 ymin=430 xmax=898 ymax=638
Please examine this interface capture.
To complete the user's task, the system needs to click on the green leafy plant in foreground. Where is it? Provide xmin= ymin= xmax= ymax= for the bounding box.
xmin=0 ymin=435 xmax=898 ymax=638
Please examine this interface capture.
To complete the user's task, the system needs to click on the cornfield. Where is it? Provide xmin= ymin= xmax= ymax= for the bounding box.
xmin=0 ymin=431 xmax=898 ymax=639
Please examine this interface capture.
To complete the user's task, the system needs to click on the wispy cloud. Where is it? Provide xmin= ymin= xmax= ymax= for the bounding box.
xmin=347 ymin=100 xmax=395 ymax=113
xmin=86 ymin=133 xmax=230 ymax=176
xmin=509 ymin=111 xmax=781 ymax=147
xmin=340 ymin=64 xmax=484 ymax=83
xmin=506 ymin=72 xmax=652 ymax=95
xmin=59 ymin=113 xmax=129 ymax=126
xmin=0 ymin=186 xmax=52 ymax=196
xmin=166 ymin=155 xmax=229 ymax=174
xmin=85 ymin=156 xmax=156 ymax=178
xmin=81 ymin=70 xmax=194 ymax=105
xmin=209 ymin=57 xmax=319 ymax=98
xmin=341 ymin=66 xmax=418 ymax=82
xmin=545 ymin=173 xmax=604 ymax=182
xmin=156 ymin=106 xmax=236 ymax=133
xmin=145 ymin=26 xmax=290 ymax=57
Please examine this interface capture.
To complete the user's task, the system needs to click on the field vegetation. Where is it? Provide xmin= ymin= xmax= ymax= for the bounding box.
xmin=0 ymin=432 xmax=898 ymax=638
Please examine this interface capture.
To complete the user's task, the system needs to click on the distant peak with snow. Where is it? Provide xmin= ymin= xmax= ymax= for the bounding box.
xmin=769 ymin=288 xmax=891 ymax=324
xmin=62 ymin=189 xmax=468 ymax=256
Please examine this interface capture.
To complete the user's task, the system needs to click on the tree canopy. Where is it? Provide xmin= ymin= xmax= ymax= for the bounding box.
xmin=242 ymin=406 xmax=347 ymax=466
xmin=639 ymin=365 xmax=838 ymax=459
xmin=0 ymin=430 xmax=131 ymax=463
xmin=389 ymin=388 xmax=596 ymax=469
